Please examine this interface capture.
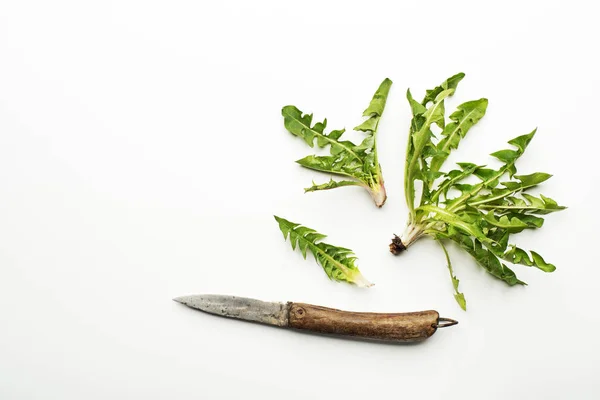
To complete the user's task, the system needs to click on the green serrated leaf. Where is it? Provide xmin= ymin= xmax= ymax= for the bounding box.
xmin=487 ymin=129 xmax=538 ymax=175
xmin=507 ymin=213 xmax=545 ymax=228
xmin=274 ymin=216 xmax=372 ymax=287
xmin=405 ymin=81 xmax=460 ymax=215
xmin=453 ymin=183 xmax=478 ymax=193
xmin=446 ymin=230 xmax=525 ymax=286
xmin=503 ymin=246 xmax=556 ymax=272
xmin=431 ymin=164 xmax=482 ymax=204
xmin=354 ymin=78 xmax=392 ymax=132
xmin=425 ymin=88 xmax=454 ymax=129
xmin=304 ymin=178 xmax=363 ymax=193
xmin=283 ymin=80 xmax=391 ymax=206
xmin=454 ymin=293 xmax=467 ymax=311
xmin=473 ymin=168 xmax=501 ymax=188
xmin=521 ymin=193 xmax=546 ymax=208
xmin=487 ymin=227 xmax=510 ymax=252
xmin=295 ymin=155 xmax=356 ymax=177
xmin=530 ymin=251 xmax=556 ymax=272
xmin=502 ymin=172 xmax=552 ymax=191
xmin=419 ymin=205 xmax=495 ymax=246
xmin=422 ymin=72 xmax=465 ymax=105
xmin=490 ymin=149 xmax=520 ymax=163
xmin=436 ymin=238 xmax=467 ymax=311
xmin=508 ymin=129 xmax=537 ymax=153
xmin=282 ymin=106 xmax=337 ymax=149
xmin=407 ymin=89 xmax=427 ymax=116
xmin=448 ymin=131 xmax=555 ymax=213
xmin=482 ymin=211 xmax=530 ymax=232
xmin=476 ymin=192 xmax=565 ymax=215
xmin=430 ymin=98 xmax=488 ymax=173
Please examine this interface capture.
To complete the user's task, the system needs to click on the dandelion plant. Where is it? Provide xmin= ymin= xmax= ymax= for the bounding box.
xmin=390 ymin=73 xmax=565 ymax=310
xmin=282 ymin=78 xmax=392 ymax=207
xmin=274 ymin=216 xmax=372 ymax=287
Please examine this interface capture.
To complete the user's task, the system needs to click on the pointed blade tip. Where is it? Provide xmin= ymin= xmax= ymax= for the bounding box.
xmin=173 ymin=295 xmax=192 ymax=305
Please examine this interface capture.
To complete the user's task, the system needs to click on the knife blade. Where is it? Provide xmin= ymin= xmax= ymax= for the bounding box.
xmin=173 ymin=294 xmax=457 ymax=343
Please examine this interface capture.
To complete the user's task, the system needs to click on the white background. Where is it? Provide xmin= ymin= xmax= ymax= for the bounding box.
xmin=1 ymin=1 xmax=599 ymax=399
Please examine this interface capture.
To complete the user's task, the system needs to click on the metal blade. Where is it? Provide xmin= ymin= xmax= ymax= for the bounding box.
xmin=173 ymin=294 xmax=288 ymax=327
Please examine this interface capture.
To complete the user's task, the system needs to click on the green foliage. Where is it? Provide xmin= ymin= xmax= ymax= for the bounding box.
xmin=397 ymin=73 xmax=565 ymax=310
xmin=274 ymin=216 xmax=372 ymax=287
xmin=429 ymin=98 xmax=488 ymax=173
xmin=282 ymin=78 xmax=392 ymax=207
xmin=303 ymin=178 xmax=362 ymax=193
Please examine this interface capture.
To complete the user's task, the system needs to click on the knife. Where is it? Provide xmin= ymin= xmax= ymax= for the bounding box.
xmin=173 ymin=294 xmax=457 ymax=343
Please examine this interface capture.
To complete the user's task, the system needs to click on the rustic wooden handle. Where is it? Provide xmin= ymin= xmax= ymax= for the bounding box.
xmin=287 ymin=302 xmax=441 ymax=342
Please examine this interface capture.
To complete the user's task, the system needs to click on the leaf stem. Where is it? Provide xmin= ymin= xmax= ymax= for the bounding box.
xmin=435 ymin=238 xmax=466 ymax=310
xmin=400 ymin=223 xmax=425 ymax=248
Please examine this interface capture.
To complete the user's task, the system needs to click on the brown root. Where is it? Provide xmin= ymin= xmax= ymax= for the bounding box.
xmin=389 ymin=234 xmax=406 ymax=255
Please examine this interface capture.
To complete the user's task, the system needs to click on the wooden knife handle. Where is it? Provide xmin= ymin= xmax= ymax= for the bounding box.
xmin=287 ymin=302 xmax=441 ymax=342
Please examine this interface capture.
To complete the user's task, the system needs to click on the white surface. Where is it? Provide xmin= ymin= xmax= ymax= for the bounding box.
xmin=1 ymin=1 xmax=599 ymax=399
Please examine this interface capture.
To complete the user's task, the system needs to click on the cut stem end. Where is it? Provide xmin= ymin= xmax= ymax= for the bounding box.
xmin=369 ymin=181 xmax=387 ymax=208
xmin=352 ymin=271 xmax=374 ymax=288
